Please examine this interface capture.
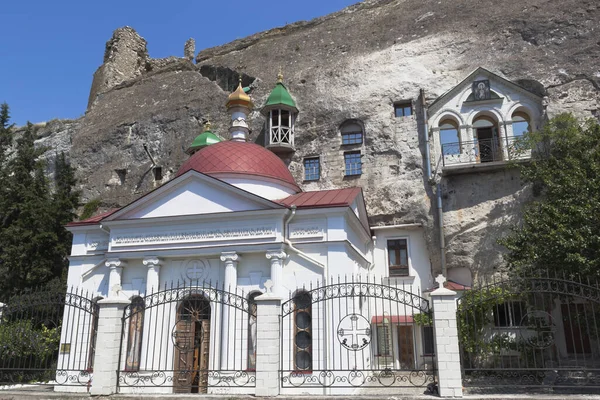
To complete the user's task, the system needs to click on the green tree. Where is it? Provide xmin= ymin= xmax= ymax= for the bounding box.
xmin=501 ymin=114 xmax=600 ymax=277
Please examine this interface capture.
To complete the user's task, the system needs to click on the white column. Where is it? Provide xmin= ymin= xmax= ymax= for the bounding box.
xmin=142 ymin=256 xmax=162 ymax=294
xmin=90 ymin=298 xmax=130 ymax=395
xmin=105 ymin=258 xmax=126 ymax=298
xmin=498 ymin=123 xmax=509 ymax=161
xmin=266 ymin=250 xmax=287 ymax=297
xmin=254 ymin=287 xmax=282 ymax=397
xmin=220 ymin=251 xmax=239 ymax=370
xmin=431 ymin=275 xmax=463 ymax=398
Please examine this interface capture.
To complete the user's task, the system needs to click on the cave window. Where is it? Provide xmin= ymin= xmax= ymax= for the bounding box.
xmin=153 ymin=167 xmax=162 ymax=182
xmin=115 ymin=169 xmax=127 ymax=185
xmin=340 ymin=120 xmax=363 ymax=145
xmin=344 ymin=151 xmax=362 ymax=176
xmin=303 ymin=157 xmax=320 ymax=181
xmin=394 ymin=101 xmax=413 ymax=118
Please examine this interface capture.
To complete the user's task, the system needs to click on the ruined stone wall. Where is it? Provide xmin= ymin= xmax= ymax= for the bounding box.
xmin=29 ymin=0 xmax=599 ymax=279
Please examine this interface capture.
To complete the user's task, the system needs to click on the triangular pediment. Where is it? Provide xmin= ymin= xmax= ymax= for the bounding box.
xmin=429 ymin=67 xmax=543 ymax=115
xmin=105 ymin=170 xmax=285 ymax=220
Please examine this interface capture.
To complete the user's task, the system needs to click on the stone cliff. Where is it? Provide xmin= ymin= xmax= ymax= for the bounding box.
xmin=25 ymin=0 xmax=600 ymax=278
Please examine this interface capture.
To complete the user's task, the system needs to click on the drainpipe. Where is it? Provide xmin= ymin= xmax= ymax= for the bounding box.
xmin=421 ymin=88 xmax=432 ymax=181
xmin=283 ymin=206 xmax=325 ymax=270
xmin=436 ymin=184 xmax=447 ymax=277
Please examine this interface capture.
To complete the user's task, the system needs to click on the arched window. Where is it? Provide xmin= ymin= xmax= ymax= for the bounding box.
xmin=293 ymin=291 xmax=312 ymax=371
xmin=439 ymin=119 xmax=460 ymax=155
xmin=473 ymin=115 xmax=500 ymax=163
xmin=247 ymin=291 xmax=261 ymax=370
xmin=341 ymin=120 xmax=364 ymax=145
xmin=511 ymin=111 xmax=531 ymax=137
xmin=125 ymin=296 xmax=145 ymax=371
xmin=87 ymin=296 xmax=103 ymax=370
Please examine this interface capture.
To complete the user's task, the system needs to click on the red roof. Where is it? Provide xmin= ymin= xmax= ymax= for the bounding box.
xmin=371 ymin=315 xmax=414 ymax=324
xmin=424 ymin=280 xmax=471 ymax=293
xmin=278 ymin=187 xmax=362 ymax=208
xmin=66 ymin=208 xmax=120 ymax=227
xmin=176 ymin=141 xmax=300 ymax=192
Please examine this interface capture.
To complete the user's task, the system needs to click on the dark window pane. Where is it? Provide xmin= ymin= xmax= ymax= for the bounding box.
xmin=295 ymin=350 xmax=312 ymax=370
xmin=342 ymin=132 xmax=363 ymax=145
xmin=281 ymin=110 xmax=290 ymax=126
xmin=295 ymin=331 xmax=311 ymax=349
xmin=395 ymin=103 xmax=413 ymax=117
xmin=295 ymin=311 xmax=311 ymax=329
xmin=423 ymin=326 xmax=435 ymax=355
xmin=440 ymin=128 xmax=460 ymax=155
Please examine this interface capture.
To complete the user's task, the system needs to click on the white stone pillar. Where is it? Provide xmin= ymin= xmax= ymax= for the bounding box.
xmin=220 ymin=251 xmax=239 ymax=370
xmin=431 ymin=275 xmax=463 ymax=398
xmin=266 ymin=250 xmax=287 ymax=297
xmin=254 ymin=287 xmax=282 ymax=397
xmin=142 ymin=256 xmax=162 ymax=294
xmin=498 ymin=123 xmax=509 ymax=161
xmin=105 ymin=259 xmax=126 ymax=298
xmin=90 ymin=298 xmax=130 ymax=395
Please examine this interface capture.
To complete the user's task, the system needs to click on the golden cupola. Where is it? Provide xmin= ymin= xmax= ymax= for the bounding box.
xmin=226 ymin=77 xmax=254 ymax=110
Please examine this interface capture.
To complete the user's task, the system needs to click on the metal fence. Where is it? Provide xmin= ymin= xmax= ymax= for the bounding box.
xmin=0 ymin=286 xmax=99 ymax=388
xmin=116 ymin=280 xmax=256 ymax=394
xmin=441 ymin=136 xmax=530 ymax=167
xmin=280 ymin=275 xmax=436 ymax=390
xmin=458 ymin=274 xmax=600 ymax=394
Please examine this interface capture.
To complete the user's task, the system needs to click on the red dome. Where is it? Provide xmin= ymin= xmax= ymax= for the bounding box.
xmin=176 ymin=141 xmax=300 ymax=191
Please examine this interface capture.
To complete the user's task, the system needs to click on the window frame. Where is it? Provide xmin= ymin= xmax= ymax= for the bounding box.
xmin=340 ymin=121 xmax=364 ymax=145
xmin=394 ymin=101 xmax=413 ymax=118
xmin=438 ymin=119 xmax=461 ymax=156
xmin=246 ymin=291 xmax=261 ymax=371
xmin=344 ymin=151 xmax=362 ymax=176
xmin=422 ymin=326 xmax=435 ymax=356
xmin=292 ymin=290 xmax=313 ymax=373
xmin=303 ymin=157 xmax=320 ymax=182
xmin=386 ymin=237 xmax=411 ymax=278
xmin=493 ymin=301 xmax=526 ymax=328
xmin=375 ymin=323 xmax=393 ymax=357
xmin=125 ymin=296 xmax=145 ymax=372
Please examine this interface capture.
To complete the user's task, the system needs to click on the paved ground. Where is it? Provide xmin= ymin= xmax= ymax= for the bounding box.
xmin=2 ymin=390 xmax=600 ymax=400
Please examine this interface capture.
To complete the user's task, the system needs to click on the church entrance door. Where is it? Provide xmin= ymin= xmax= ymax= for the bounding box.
xmin=173 ymin=295 xmax=211 ymax=394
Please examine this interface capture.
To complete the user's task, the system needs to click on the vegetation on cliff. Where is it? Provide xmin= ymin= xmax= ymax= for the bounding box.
xmin=0 ymin=104 xmax=80 ymax=300
xmin=502 ymin=114 xmax=600 ymax=277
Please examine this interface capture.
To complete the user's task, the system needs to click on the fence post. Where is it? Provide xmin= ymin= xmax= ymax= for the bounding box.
xmin=254 ymin=282 xmax=282 ymax=397
xmin=431 ymin=275 xmax=463 ymax=398
xmin=90 ymin=298 xmax=130 ymax=395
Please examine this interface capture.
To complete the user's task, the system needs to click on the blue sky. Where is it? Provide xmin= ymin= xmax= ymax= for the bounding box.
xmin=1 ymin=0 xmax=359 ymax=126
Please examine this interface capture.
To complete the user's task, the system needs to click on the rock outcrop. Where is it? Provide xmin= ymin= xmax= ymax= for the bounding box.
xmin=26 ymin=0 xmax=600 ymax=278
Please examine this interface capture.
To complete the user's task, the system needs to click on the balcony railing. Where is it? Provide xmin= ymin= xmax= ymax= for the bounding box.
xmin=441 ymin=136 xmax=531 ymax=167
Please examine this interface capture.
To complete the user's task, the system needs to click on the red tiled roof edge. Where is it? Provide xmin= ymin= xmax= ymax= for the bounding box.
xmin=66 ymin=208 xmax=120 ymax=227
xmin=277 ymin=187 xmax=362 ymax=208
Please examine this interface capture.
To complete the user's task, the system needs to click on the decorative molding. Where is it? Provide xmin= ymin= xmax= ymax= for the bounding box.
xmin=289 ymin=224 xmax=324 ymax=239
xmin=220 ymin=251 xmax=240 ymax=264
xmin=142 ymin=256 xmax=162 ymax=267
xmin=86 ymin=234 xmax=109 ymax=251
xmin=105 ymin=258 xmax=126 ymax=269
xmin=266 ymin=250 xmax=288 ymax=261
xmin=183 ymin=259 xmax=210 ymax=281
xmin=112 ymin=226 xmax=276 ymax=247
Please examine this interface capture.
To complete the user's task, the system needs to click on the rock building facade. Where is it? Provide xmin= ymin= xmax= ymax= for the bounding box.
xmin=20 ymin=0 xmax=600 ymax=281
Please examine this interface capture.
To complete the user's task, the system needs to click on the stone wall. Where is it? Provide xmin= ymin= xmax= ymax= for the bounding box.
xmin=27 ymin=0 xmax=600 ymax=278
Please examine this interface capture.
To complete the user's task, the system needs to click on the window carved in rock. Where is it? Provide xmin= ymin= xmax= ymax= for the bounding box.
xmin=303 ymin=157 xmax=320 ymax=181
xmin=340 ymin=121 xmax=364 ymax=145
xmin=344 ymin=151 xmax=362 ymax=176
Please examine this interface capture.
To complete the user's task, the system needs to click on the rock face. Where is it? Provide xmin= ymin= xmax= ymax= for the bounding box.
xmin=30 ymin=0 xmax=600 ymax=279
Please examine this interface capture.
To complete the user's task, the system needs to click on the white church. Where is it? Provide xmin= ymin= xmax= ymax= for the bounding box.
xmin=58 ymin=68 xmax=542 ymax=396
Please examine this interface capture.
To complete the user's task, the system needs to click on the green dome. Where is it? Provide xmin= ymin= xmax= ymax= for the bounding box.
xmin=187 ymin=128 xmax=222 ymax=154
xmin=264 ymin=82 xmax=298 ymax=111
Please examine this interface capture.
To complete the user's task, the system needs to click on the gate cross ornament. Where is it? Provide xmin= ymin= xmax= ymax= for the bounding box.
xmin=337 ymin=314 xmax=371 ymax=351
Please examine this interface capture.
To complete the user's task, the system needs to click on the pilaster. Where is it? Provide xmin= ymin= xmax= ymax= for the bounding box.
xmin=266 ymin=250 xmax=287 ymax=297
xmin=220 ymin=251 xmax=240 ymax=369
xmin=105 ymin=258 xmax=126 ymax=298
xmin=142 ymin=256 xmax=162 ymax=294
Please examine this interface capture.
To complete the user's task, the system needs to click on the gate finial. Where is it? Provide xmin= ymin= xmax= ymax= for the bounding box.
xmin=264 ymin=279 xmax=274 ymax=294
xmin=435 ymin=274 xmax=447 ymax=289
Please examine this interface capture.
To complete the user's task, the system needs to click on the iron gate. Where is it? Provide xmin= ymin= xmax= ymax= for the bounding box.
xmin=280 ymin=275 xmax=436 ymax=390
xmin=458 ymin=274 xmax=600 ymax=394
xmin=0 ymin=286 xmax=100 ymax=388
xmin=116 ymin=280 xmax=256 ymax=394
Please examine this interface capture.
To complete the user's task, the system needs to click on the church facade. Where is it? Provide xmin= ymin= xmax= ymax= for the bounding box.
xmin=57 ymin=68 xmax=543 ymax=396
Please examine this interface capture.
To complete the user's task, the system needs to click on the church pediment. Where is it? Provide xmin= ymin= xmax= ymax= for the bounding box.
xmin=105 ymin=170 xmax=285 ymax=221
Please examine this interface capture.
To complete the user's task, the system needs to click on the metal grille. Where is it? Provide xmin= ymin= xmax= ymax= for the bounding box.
xmin=117 ymin=280 xmax=256 ymax=394
xmin=0 ymin=286 xmax=99 ymax=388
xmin=280 ymin=275 xmax=435 ymax=389
xmin=458 ymin=274 xmax=600 ymax=394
